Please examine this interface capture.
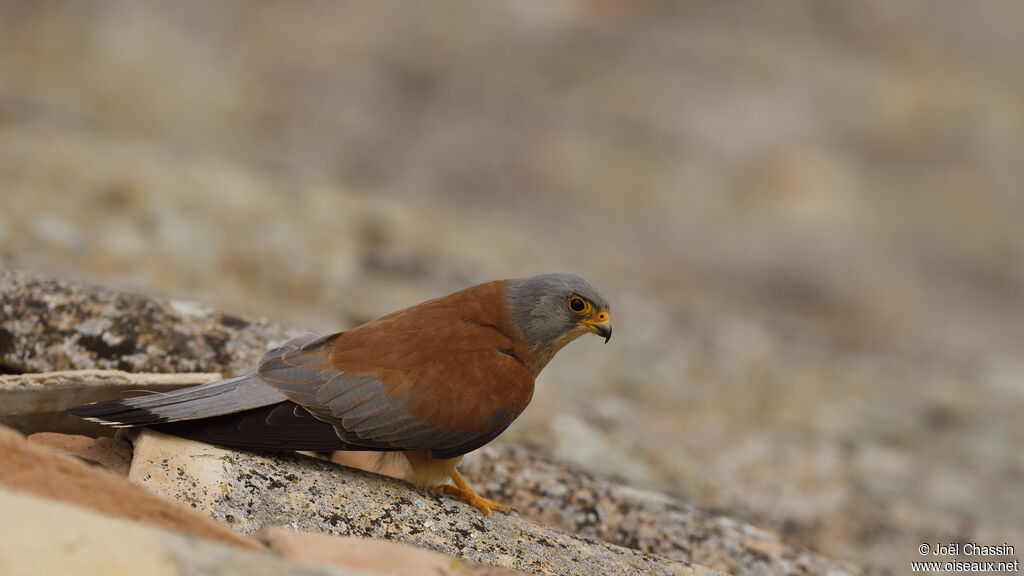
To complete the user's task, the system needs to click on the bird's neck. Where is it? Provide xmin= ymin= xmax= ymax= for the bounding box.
xmin=531 ymin=326 xmax=587 ymax=375
xmin=453 ymin=280 xmax=548 ymax=378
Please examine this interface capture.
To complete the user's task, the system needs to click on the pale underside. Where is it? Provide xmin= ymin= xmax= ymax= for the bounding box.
xmin=329 ymin=450 xmax=462 ymax=487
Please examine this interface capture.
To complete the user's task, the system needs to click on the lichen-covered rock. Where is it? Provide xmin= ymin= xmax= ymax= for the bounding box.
xmin=460 ymin=446 xmax=856 ymax=576
xmin=129 ymin=430 xmax=715 ymax=576
xmin=0 ymin=369 xmax=221 ymax=434
xmin=0 ymin=269 xmax=289 ymax=375
xmin=327 ymin=444 xmax=858 ymax=576
xmin=0 ymin=488 xmax=362 ymax=576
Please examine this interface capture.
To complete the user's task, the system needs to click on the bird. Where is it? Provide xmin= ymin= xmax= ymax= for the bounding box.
xmin=70 ymin=272 xmax=612 ymax=515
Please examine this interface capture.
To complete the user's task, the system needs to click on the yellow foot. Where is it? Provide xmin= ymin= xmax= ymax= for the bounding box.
xmin=438 ymin=470 xmax=517 ymax=516
xmin=432 ymin=484 xmax=461 ymax=496
xmin=445 ymin=486 xmax=515 ymax=516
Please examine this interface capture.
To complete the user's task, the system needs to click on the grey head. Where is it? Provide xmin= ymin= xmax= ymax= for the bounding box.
xmin=506 ymin=273 xmax=612 ymax=368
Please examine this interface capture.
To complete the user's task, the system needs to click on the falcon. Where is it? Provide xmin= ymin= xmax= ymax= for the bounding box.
xmin=70 ymin=273 xmax=612 ymax=514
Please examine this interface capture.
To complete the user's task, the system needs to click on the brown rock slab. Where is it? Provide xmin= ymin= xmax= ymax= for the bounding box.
xmin=0 ymin=488 xmax=362 ymax=576
xmin=0 ymin=369 xmax=222 ymax=435
xmin=28 ymin=431 xmax=133 ymax=475
xmin=0 ymin=425 xmax=259 ymax=550
xmin=0 ymin=268 xmax=289 ymax=375
xmin=130 ymin=429 xmax=716 ymax=576
xmin=260 ymin=527 xmax=530 ymax=576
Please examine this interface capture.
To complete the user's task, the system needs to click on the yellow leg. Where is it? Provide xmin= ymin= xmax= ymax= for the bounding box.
xmin=432 ymin=484 xmax=461 ymax=496
xmin=436 ymin=469 xmax=515 ymax=516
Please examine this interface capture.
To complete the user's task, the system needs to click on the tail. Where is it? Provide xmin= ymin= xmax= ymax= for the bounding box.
xmin=68 ymin=373 xmax=288 ymax=428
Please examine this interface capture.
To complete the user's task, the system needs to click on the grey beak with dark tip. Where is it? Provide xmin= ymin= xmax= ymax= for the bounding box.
xmin=596 ymin=323 xmax=612 ymax=343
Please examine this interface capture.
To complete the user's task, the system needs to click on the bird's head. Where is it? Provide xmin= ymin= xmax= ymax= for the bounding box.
xmin=506 ymin=273 xmax=612 ymax=369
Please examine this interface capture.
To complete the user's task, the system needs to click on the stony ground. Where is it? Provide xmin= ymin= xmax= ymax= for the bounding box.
xmin=1 ymin=3 xmax=1023 ymax=574
xmin=0 ymin=271 xmax=855 ymax=575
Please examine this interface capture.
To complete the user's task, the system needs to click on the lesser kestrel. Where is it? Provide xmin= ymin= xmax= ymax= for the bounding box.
xmin=71 ymin=273 xmax=612 ymax=514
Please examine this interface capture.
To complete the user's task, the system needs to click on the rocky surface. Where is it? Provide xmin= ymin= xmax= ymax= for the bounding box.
xmin=0 ymin=425 xmax=260 ymax=549
xmin=0 ymin=488 xmax=361 ymax=576
xmin=0 ymin=369 xmax=221 ymax=434
xmin=0 ymin=269 xmax=866 ymax=576
xmin=460 ymin=445 xmax=852 ymax=576
xmin=259 ymin=527 xmax=531 ymax=576
xmin=129 ymin=429 xmax=714 ymax=576
xmin=0 ymin=268 xmax=287 ymax=375
xmin=28 ymin=431 xmax=133 ymax=475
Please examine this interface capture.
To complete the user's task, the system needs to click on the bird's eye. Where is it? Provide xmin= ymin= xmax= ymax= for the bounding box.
xmin=568 ymin=297 xmax=590 ymax=315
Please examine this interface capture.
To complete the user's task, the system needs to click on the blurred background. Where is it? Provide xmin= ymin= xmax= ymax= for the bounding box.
xmin=1 ymin=1 xmax=1022 ymax=573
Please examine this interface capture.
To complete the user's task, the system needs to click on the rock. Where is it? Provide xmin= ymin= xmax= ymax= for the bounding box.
xmin=0 ymin=369 xmax=222 ymax=435
xmin=0 ymin=268 xmax=289 ymax=375
xmin=0 ymin=488 xmax=361 ymax=576
xmin=28 ymin=431 xmax=133 ymax=475
xmin=0 ymin=425 xmax=259 ymax=550
xmin=455 ymin=445 xmax=858 ymax=576
xmin=328 ymin=443 xmax=855 ymax=576
xmin=742 ymin=539 xmax=792 ymax=559
xmin=129 ymin=429 xmax=716 ymax=576
xmin=1 ymin=270 xmax=851 ymax=575
xmin=259 ymin=527 xmax=530 ymax=576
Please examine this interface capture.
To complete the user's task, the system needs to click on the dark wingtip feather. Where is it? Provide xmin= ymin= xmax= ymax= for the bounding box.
xmin=68 ymin=399 xmax=169 ymax=428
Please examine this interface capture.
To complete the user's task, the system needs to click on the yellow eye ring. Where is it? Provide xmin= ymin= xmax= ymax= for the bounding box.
xmin=567 ymin=296 xmax=591 ymax=315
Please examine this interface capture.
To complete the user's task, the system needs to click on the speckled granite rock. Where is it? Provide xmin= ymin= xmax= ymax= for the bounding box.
xmin=129 ymin=430 xmax=715 ymax=576
xmin=0 ymin=369 xmax=222 ymax=434
xmin=0 ymin=488 xmax=361 ymax=576
xmin=0 ymin=268 xmax=289 ymax=375
xmin=460 ymin=446 xmax=856 ymax=576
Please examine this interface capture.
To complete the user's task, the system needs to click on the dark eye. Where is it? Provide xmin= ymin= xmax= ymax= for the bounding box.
xmin=569 ymin=297 xmax=587 ymax=313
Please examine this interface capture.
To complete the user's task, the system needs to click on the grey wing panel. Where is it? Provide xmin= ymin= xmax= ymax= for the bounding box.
xmin=256 ymin=332 xmax=511 ymax=456
xmin=153 ymin=401 xmax=398 ymax=452
xmin=428 ymin=419 xmax=516 ymax=460
xmin=69 ymin=372 xmax=288 ymax=426
xmin=322 ymin=380 xmax=466 ymax=451
xmin=255 ymin=332 xmax=414 ymax=450
xmin=317 ymin=373 xmax=501 ymax=456
xmin=257 ymin=332 xmax=338 ymax=399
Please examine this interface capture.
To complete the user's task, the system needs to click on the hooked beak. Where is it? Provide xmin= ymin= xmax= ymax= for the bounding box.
xmin=578 ymin=311 xmax=612 ymax=343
